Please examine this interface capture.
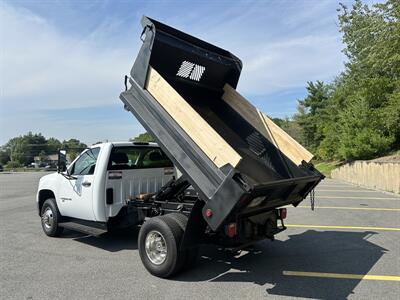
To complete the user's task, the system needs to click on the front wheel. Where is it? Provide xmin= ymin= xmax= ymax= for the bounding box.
xmin=40 ymin=199 xmax=64 ymax=237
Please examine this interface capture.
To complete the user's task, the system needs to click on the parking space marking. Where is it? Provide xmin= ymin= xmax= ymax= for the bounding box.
xmin=295 ymin=206 xmax=400 ymax=211
xmin=283 ymin=271 xmax=400 ymax=281
xmin=318 ymin=185 xmax=352 ymax=188
xmin=308 ymin=196 xmax=400 ymax=200
xmin=285 ymin=224 xmax=400 ymax=231
xmin=317 ymin=189 xmax=378 ymax=192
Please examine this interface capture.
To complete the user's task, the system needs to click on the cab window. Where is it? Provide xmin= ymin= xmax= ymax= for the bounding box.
xmin=108 ymin=146 xmax=173 ymax=170
xmin=70 ymin=148 xmax=100 ymax=175
xmin=140 ymin=149 xmax=172 ymax=168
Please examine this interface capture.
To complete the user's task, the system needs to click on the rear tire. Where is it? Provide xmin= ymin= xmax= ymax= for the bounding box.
xmin=138 ymin=215 xmax=185 ymax=278
xmin=40 ymin=198 xmax=64 ymax=237
xmin=164 ymin=213 xmax=199 ymax=269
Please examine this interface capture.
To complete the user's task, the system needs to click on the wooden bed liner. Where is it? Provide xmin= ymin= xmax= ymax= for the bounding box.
xmin=222 ymin=84 xmax=313 ymax=165
xmin=145 ymin=66 xmax=312 ymax=169
xmin=145 ymin=67 xmax=242 ymax=169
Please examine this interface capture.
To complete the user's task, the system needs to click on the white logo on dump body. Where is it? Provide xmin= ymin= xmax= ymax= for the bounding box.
xmin=176 ymin=61 xmax=205 ymax=82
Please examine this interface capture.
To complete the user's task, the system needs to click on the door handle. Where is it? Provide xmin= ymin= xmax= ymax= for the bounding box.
xmin=82 ymin=181 xmax=91 ymax=187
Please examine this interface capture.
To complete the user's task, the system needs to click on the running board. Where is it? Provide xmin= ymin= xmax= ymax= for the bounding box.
xmin=60 ymin=221 xmax=108 ymax=236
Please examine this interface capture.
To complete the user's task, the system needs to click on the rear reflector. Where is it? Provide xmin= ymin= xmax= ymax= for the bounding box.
xmin=279 ymin=208 xmax=287 ymax=219
xmin=226 ymin=223 xmax=237 ymax=238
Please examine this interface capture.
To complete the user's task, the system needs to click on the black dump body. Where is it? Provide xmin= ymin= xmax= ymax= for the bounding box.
xmin=120 ymin=16 xmax=324 ymax=231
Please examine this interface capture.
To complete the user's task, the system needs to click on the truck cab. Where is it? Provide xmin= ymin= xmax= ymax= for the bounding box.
xmin=37 ymin=142 xmax=176 ymax=232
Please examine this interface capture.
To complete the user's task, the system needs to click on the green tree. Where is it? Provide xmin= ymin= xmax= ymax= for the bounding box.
xmin=333 ymin=0 xmax=400 ymax=159
xmin=295 ymin=81 xmax=332 ymax=152
xmin=38 ymin=150 xmax=48 ymax=165
xmin=0 ymin=150 xmax=10 ymax=165
xmin=130 ymin=132 xmax=155 ymax=142
xmin=5 ymin=132 xmax=47 ymax=165
xmin=294 ymin=0 xmax=399 ymax=161
xmin=272 ymin=117 xmax=305 ymax=145
xmin=61 ymin=139 xmax=87 ymax=161
xmin=1 ymin=133 xmax=87 ymax=166
xmin=46 ymin=137 xmax=62 ymax=154
xmin=337 ymin=98 xmax=393 ymax=159
xmin=5 ymin=160 xmax=22 ymax=169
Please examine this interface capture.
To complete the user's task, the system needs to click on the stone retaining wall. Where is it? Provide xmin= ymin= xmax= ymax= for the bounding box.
xmin=331 ymin=161 xmax=400 ymax=194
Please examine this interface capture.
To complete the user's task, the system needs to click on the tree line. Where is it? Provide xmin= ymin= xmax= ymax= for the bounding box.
xmin=0 ymin=132 xmax=87 ymax=168
xmin=281 ymin=0 xmax=399 ymax=161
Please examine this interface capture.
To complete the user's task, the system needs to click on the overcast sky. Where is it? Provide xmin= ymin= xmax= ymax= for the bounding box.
xmin=0 ymin=0 xmax=379 ymax=145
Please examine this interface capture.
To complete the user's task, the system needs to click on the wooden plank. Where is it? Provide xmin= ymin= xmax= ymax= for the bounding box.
xmin=259 ymin=111 xmax=313 ymax=164
xmin=222 ymin=84 xmax=274 ymax=143
xmin=145 ymin=67 xmax=242 ymax=168
xmin=222 ymin=84 xmax=313 ymax=165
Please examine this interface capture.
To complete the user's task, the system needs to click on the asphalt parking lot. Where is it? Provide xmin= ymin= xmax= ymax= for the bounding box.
xmin=1 ymin=172 xmax=399 ymax=299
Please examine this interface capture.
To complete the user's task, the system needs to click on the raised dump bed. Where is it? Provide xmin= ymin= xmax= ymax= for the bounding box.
xmin=120 ymin=16 xmax=323 ymax=231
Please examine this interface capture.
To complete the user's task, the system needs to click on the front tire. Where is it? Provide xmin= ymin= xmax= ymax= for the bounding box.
xmin=138 ymin=215 xmax=185 ymax=278
xmin=40 ymin=198 xmax=64 ymax=237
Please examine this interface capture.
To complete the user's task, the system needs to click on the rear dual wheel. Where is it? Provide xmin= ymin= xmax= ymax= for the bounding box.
xmin=138 ymin=213 xmax=198 ymax=278
xmin=165 ymin=213 xmax=199 ymax=270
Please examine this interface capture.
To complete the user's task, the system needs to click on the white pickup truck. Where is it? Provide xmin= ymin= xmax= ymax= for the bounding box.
xmin=37 ymin=141 xmax=207 ymax=277
xmin=37 ymin=141 xmax=176 ymax=236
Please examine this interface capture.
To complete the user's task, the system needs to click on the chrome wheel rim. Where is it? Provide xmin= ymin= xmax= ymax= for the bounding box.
xmin=42 ymin=207 xmax=54 ymax=230
xmin=145 ymin=230 xmax=167 ymax=265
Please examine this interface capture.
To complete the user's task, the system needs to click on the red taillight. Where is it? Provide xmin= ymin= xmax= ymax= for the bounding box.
xmin=226 ymin=223 xmax=237 ymax=238
xmin=205 ymin=209 xmax=213 ymax=218
xmin=279 ymin=208 xmax=287 ymax=219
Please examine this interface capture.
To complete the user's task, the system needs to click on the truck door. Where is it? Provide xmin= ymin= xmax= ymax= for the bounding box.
xmin=58 ymin=147 xmax=100 ymax=220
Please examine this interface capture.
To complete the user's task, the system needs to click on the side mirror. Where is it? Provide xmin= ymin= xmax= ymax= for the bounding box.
xmin=58 ymin=150 xmax=67 ymax=173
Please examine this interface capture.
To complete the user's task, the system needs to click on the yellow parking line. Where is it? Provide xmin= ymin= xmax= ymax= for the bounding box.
xmin=317 ymin=189 xmax=377 ymax=192
xmin=283 ymin=271 xmax=400 ymax=281
xmin=285 ymin=224 xmax=400 ymax=231
xmin=309 ymin=196 xmax=400 ymax=200
xmin=319 ymin=185 xmax=351 ymax=188
xmin=296 ymin=206 xmax=400 ymax=211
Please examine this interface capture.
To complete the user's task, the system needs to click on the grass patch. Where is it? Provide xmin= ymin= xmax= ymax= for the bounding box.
xmin=314 ymin=161 xmax=340 ymax=178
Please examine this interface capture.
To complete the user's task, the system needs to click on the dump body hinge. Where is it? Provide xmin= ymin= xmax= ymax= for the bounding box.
xmin=154 ymin=176 xmax=191 ymax=202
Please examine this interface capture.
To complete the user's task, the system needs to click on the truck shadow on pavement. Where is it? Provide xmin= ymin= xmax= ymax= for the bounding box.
xmin=66 ymin=228 xmax=139 ymax=252
xmin=65 ymin=228 xmax=387 ymax=299
xmin=177 ymin=230 xmax=387 ymax=300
